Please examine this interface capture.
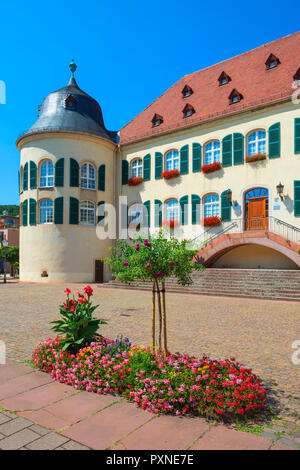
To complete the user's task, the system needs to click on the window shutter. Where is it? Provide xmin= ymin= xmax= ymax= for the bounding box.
xmin=222 ymin=134 xmax=232 ymax=167
xmin=295 ymin=118 xmax=300 ymax=154
xmin=22 ymin=199 xmax=28 ymax=226
xmin=155 ymin=152 xmax=163 ymax=179
xmin=29 ymin=161 xmax=37 ymax=189
xmin=121 ymin=160 xmax=129 ymax=185
xmin=143 ymin=154 xmax=151 ymax=181
xmin=97 ymin=201 xmax=105 ymax=225
xmin=233 ymin=133 xmax=244 ymax=165
xmin=70 ymin=158 xmax=79 ymax=187
xmin=154 ymin=199 xmax=162 ymax=227
xmin=18 ymin=170 xmax=20 ymax=193
xmin=268 ymin=123 xmax=280 ymax=158
xmin=23 ymin=162 xmax=28 ymax=191
xmin=192 ymin=143 xmax=201 ymax=172
xmin=55 ymin=158 xmax=64 ymax=186
xmin=180 ymin=195 xmax=188 ymax=225
xmin=143 ymin=200 xmax=150 ymax=227
xmin=221 ymin=190 xmax=231 ymax=221
xmin=192 ymin=194 xmax=200 ymax=224
xmin=29 ymin=198 xmax=36 ymax=226
xmin=98 ymin=164 xmax=105 ymax=191
xmin=294 ymin=181 xmax=300 ymax=216
xmin=54 ymin=197 xmax=64 ymax=224
xmin=69 ymin=197 xmax=79 ymax=224
xmin=180 ymin=145 xmax=189 ymax=175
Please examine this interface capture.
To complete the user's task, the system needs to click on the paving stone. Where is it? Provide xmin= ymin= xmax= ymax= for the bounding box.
xmin=0 ymin=371 xmax=52 ymax=401
xmin=0 ymin=428 xmax=40 ymax=450
xmin=191 ymin=427 xmax=271 ymax=450
xmin=0 ymin=432 xmax=5 ymax=439
xmin=62 ymin=440 xmax=90 ymax=450
xmin=26 ymin=432 xmax=69 ymax=450
xmin=0 ymin=417 xmax=32 ymax=436
xmin=21 ymin=409 xmax=72 ymax=431
xmin=277 ymin=437 xmax=300 ymax=450
xmin=271 ymin=441 xmax=297 ymax=450
xmin=28 ymin=423 xmax=50 ymax=436
xmin=260 ymin=431 xmax=279 ymax=440
xmin=0 ymin=413 xmax=11 ymax=425
xmin=0 ymin=364 xmax=33 ymax=384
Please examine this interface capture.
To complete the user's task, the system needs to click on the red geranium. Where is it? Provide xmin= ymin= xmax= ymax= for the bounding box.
xmin=203 ymin=216 xmax=222 ymax=226
xmin=162 ymin=219 xmax=179 ymax=228
xmin=161 ymin=169 xmax=180 ymax=180
xmin=201 ymin=162 xmax=222 ymax=174
xmin=128 ymin=176 xmax=143 ymax=186
xmin=246 ymin=153 xmax=267 ymax=163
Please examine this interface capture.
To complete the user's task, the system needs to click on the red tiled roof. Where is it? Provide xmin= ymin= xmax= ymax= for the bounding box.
xmin=120 ymin=31 xmax=300 ymax=145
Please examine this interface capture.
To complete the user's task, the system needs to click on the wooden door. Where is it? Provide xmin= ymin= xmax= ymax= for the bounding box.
xmin=246 ymin=197 xmax=268 ymax=230
xmin=95 ymin=260 xmax=104 ymax=283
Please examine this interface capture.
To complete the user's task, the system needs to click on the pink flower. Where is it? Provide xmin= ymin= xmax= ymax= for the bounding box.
xmin=169 ymin=261 xmax=174 ymax=266
xmin=123 ymin=261 xmax=128 ymax=266
xmin=146 ymin=264 xmax=151 ymax=269
xmin=135 ymin=244 xmax=140 ymax=251
xmin=154 ymin=272 xmax=163 ymax=277
xmin=64 ymin=288 xmax=71 ymax=296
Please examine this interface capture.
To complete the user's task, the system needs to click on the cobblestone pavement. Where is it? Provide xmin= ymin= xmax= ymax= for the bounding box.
xmin=0 ymin=281 xmax=299 ymax=420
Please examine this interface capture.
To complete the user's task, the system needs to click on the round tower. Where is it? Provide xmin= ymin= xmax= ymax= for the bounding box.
xmin=16 ymin=61 xmax=117 ymax=282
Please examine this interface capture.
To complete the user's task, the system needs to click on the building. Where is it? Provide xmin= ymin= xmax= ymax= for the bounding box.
xmin=17 ymin=32 xmax=300 ymax=282
xmin=0 ymin=213 xmax=19 ymax=274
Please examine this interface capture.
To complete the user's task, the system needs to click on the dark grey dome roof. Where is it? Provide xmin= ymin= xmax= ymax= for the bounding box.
xmin=21 ymin=76 xmax=117 ymax=143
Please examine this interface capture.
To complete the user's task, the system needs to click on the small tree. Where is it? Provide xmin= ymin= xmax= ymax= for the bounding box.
xmin=106 ymin=231 xmax=203 ymax=354
xmin=0 ymin=246 xmax=19 ymax=277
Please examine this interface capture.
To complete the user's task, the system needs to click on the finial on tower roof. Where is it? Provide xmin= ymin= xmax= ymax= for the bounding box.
xmin=69 ymin=59 xmax=77 ymax=77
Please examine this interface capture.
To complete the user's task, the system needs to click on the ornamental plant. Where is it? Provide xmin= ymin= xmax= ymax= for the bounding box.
xmin=162 ymin=219 xmax=179 ymax=229
xmin=203 ymin=216 xmax=222 ymax=227
xmin=128 ymin=176 xmax=144 ymax=186
xmin=106 ymin=232 xmax=203 ymax=353
xmin=50 ymin=286 xmax=107 ymax=353
xmin=245 ymin=154 xmax=267 ymax=163
xmin=161 ymin=169 xmax=180 ymax=180
xmin=201 ymin=162 xmax=222 ymax=174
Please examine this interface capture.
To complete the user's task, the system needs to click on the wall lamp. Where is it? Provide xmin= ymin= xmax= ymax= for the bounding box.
xmin=276 ymin=182 xmax=284 ymax=201
xmin=225 ymin=189 xmax=233 ymax=206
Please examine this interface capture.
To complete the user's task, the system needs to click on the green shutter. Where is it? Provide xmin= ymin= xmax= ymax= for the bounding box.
xmin=154 ymin=199 xmax=162 ymax=227
xmin=192 ymin=143 xmax=201 ymax=172
xmin=233 ymin=133 xmax=244 ymax=165
xmin=180 ymin=195 xmax=188 ymax=225
xmin=29 ymin=198 xmax=36 ymax=226
xmin=97 ymin=201 xmax=105 ymax=225
xmin=294 ymin=181 xmax=300 ymax=216
xmin=192 ymin=194 xmax=200 ymax=224
xmin=54 ymin=197 xmax=64 ymax=224
xmin=180 ymin=145 xmax=189 ymax=175
xmin=143 ymin=200 xmax=150 ymax=227
xmin=23 ymin=162 xmax=28 ymax=191
xmin=143 ymin=154 xmax=151 ymax=181
xmin=155 ymin=152 xmax=163 ymax=179
xmin=295 ymin=118 xmax=300 ymax=154
xmin=22 ymin=199 xmax=28 ymax=226
xmin=29 ymin=161 xmax=37 ymax=189
xmin=70 ymin=158 xmax=79 ymax=187
xmin=69 ymin=197 xmax=79 ymax=224
xmin=122 ymin=160 xmax=129 ymax=185
xmin=221 ymin=190 xmax=231 ymax=221
xmin=98 ymin=164 xmax=105 ymax=191
xmin=268 ymin=122 xmax=280 ymax=158
xmin=55 ymin=158 xmax=64 ymax=187
xmin=222 ymin=134 xmax=232 ymax=167
xmin=18 ymin=170 xmax=20 ymax=193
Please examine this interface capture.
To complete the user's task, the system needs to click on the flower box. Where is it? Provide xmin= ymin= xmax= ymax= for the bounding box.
xmin=246 ymin=153 xmax=267 ymax=163
xmin=201 ymin=162 xmax=222 ymax=174
xmin=127 ymin=176 xmax=144 ymax=186
xmin=161 ymin=169 xmax=180 ymax=180
xmin=162 ymin=219 xmax=179 ymax=229
xmin=203 ymin=216 xmax=222 ymax=227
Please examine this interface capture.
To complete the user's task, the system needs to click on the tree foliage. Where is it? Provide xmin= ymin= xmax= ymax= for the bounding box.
xmin=0 ymin=205 xmax=19 ymax=216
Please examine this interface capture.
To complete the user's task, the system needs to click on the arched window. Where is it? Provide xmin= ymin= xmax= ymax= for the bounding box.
xmin=247 ymin=131 xmax=266 ymax=156
xmin=130 ymin=159 xmax=143 ymax=178
xmin=81 ymin=163 xmax=96 ymax=190
xmin=40 ymin=199 xmax=53 ymax=224
xmin=203 ymin=194 xmax=220 ymax=218
xmin=80 ymin=201 xmax=95 ymax=225
xmin=204 ymin=141 xmax=220 ymax=165
xmin=165 ymin=150 xmax=179 ymax=171
xmin=165 ymin=199 xmax=179 ymax=220
xmin=40 ymin=160 xmax=54 ymax=187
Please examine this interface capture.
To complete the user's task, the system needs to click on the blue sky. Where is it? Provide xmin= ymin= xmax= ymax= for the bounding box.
xmin=0 ymin=0 xmax=299 ymax=205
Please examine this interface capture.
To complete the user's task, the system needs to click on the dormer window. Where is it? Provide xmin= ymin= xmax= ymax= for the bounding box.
xmin=182 ymin=103 xmax=195 ymax=118
xmin=152 ymin=113 xmax=163 ymax=127
xmin=265 ymin=53 xmax=280 ymax=70
xmin=182 ymin=85 xmax=193 ymax=98
xmin=65 ymin=94 xmax=76 ymax=110
xmin=293 ymin=67 xmax=300 ymax=81
xmin=218 ymin=71 xmax=231 ymax=86
xmin=229 ymin=89 xmax=243 ymax=104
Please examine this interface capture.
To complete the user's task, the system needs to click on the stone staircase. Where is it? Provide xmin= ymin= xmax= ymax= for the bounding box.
xmin=100 ymin=268 xmax=300 ymax=302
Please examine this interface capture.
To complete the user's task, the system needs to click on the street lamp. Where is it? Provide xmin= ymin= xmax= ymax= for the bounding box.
xmin=276 ymin=182 xmax=284 ymax=201
xmin=1 ymin=239 xmax=8 ymax=284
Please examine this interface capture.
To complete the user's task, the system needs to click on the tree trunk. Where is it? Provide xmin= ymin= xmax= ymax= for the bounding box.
xmin=162 ymin=281 xmax=167 ymax=355
xmin=152 ymin=281 xmax=155 ymax=351
xmin=155 ymin=279 xmax=162 ymax=353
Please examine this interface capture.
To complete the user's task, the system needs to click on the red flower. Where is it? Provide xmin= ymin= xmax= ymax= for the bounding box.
xmin=246 ymin=153 xmax=267 ymax=163
xmin=64 ymin=288 xmax=71 ymax=296
xmin=201 ymin=162 xmax=222 ymax=174
xmin=161 ymin=169 xmax=180 ymax=180
xmin=203 ymin=216 xmax=222 ymax=227
xmin=162 ymin=219 xmax=179 ymax=229
xmin=84 ymin=285 xmax=93 ymax=297
xmin=128 ymin=177 xmax=143 ymax=186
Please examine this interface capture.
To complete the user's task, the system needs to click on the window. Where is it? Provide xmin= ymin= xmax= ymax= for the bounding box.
xmin=293 ymin=67 xmax=300 ymax=81
xmin=165 ymin=150 xmax=179 ymax=171
xmin=40 ymin=160 xmax=54 ymax=187
xmin=204 ymin=140 xmax=220 ymax=165
xmin=203 ymin=194 xmax=220 ymax=218
xmin=265 ymin=53 xmax=280 ymax=70
xmin=218 ymin=71 xmax=231 ymax=86
xmin=151 ymin=113 xmax=163 ymax=127
xmin=228 ymin=89 xmax=243 ymax=104
xmin=182 ymin=103 xmax=195 ymax=118
xmin=165 ymin=199 xmax=179 ymax=221
xmin=128 ymin=203 xmax=143 ymax=226
xmin=65 ymin=94 xmax=76 ymax=109
xmin=131 ymin=159 xmax=143 ymax=178
xmin=40 ymin=199 xmax=53 ymax=224
xmin=182 ymin=85 xmax=193 ymax=98
xmin=80 ymin=201 xmax=95 ymax=225
xmin=81 ymin=163 xmax=96 ymax=190
xmin=247 ymin=130 xmax=266 ymax=156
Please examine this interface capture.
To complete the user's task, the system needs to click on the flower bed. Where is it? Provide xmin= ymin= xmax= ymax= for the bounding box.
xmin=32 ymin=336 xmax=267 ymax=420
xmin=128 ymin=176 xmax=144 ymax=186
xmin=201 ymin=162 xmax=222 ymax=174
xmin=246 ymin=154 xmax=267 ymax=163
xmin=161 ymin=169 xmax=180 ymax=180
xmin=162 ymin=219 xmax=179 ymax=229
xmin=203 ymin=216 xmax=222 ymax=227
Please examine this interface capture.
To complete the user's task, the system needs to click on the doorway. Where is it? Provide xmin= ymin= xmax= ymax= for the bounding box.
xmin=95 ymin=260 xmax=104 ymax=283
xmin=245 ymin=187 xmax=269 ymax=230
